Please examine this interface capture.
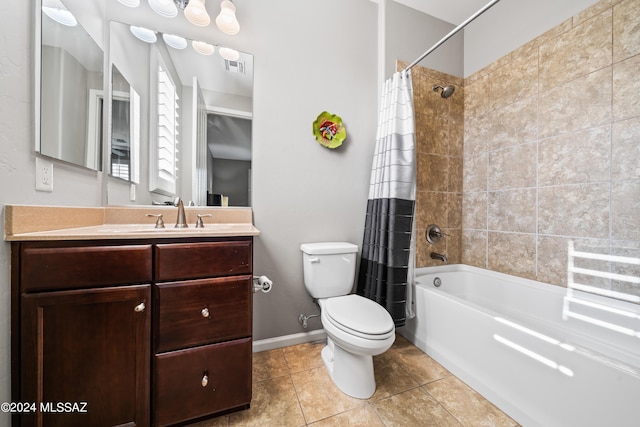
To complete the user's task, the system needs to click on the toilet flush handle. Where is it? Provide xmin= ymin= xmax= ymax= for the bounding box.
xmin=308 ymin=257 xmax=320 ymax=263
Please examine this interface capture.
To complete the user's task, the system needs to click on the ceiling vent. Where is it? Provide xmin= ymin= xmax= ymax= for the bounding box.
xmin=225 ymin=60 xmax=245 ymax=74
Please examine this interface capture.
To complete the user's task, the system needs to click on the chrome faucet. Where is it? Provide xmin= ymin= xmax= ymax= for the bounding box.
xmin=430 ymin=252 xmax=447 ymax=263
xmin=175 ymin=198 xmax=188 ymax=228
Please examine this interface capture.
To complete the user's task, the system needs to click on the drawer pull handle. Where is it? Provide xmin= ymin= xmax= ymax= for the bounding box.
xmin=134 ymin=303 xmax=145 ymax=313
xmin=201 ymin=308 xmax=210 ymax=318
xmin=201 ymin=374 xmax=209 ymax=387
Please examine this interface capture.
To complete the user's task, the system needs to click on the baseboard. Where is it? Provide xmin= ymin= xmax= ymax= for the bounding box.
xmin=252 ymin=329 xmax=327 ymax=353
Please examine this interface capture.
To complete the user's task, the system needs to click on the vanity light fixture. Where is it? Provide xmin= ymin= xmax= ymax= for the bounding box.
xmin=215 ymin=0 xmax=240 ymax=35
xmin=116 ymin=0 xmax=140 ymax=7
xmin=130 ymin=25 xmax=158 ymax=43
xmin=42 ymin=3 xmax=77 ymax=27
xmin=162 ymin=33 xmax=188 ymax=49
xmin=192 ymin=40 xmax=215 ymax=55
xmin=148 ymin=0 xmax=178 ymax=18
xmin=218 ymin=47 xmax=239 ymax=61
xmin=185 ymin=0 xmax=211 ymax=27
xmin=113 ymin=0 xmax=241 ymax=33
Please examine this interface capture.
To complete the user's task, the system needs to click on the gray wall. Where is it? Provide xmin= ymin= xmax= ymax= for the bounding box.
xmin=247 ymin=0 xmax=379 ymax=340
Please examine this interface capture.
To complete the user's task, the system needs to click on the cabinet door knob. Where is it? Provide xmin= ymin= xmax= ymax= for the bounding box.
xmin=134 ymin=302 xmax=145 ymax=312
xmin=201 ymin=374 xmax=209 ymax=387
xmin=201 ymin=308 xmax=210 ymax=318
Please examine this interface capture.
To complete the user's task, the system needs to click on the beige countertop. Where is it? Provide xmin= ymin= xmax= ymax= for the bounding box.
xmin=4 ymin=205 xmax=260 ymax=241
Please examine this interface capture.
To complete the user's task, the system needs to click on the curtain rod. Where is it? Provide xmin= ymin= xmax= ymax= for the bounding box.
xmin=403 ymin=0 xmax=502 ymax=72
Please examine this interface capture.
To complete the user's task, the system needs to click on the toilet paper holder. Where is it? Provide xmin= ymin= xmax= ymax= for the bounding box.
xmin=252 ymin=275 xmax=273 ymax=293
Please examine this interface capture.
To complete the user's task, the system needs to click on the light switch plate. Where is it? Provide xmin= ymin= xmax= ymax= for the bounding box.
xmin=35 ymin=157 xmax=53 ymax=192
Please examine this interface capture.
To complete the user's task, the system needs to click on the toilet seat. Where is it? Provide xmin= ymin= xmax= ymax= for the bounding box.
xmin=324 ymin=295 xmax=395 ymax=340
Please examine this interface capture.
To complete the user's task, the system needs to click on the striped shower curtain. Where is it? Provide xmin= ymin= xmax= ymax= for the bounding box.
xmin=357 ymin=70 xmax=416 ymax=327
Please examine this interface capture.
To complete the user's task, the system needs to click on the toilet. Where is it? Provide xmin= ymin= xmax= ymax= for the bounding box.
xmin=300 ymin=242 xmax=395 ymax=399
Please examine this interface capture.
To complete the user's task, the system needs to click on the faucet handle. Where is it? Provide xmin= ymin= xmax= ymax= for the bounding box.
xmin=195 ymin=213 xmax=212 ymax=228
xmin=146 ymin=213 xmax=165 ymax=229
xmin=426 ymin=224 xmax=447 ymax=244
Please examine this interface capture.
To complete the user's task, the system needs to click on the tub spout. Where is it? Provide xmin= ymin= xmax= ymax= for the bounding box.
xmin=430 ymin=252 xmax=447 ymax=263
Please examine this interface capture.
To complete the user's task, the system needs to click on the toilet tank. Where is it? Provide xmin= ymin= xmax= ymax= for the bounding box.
xmin=300 ymin=242 xmax=358 ymax=299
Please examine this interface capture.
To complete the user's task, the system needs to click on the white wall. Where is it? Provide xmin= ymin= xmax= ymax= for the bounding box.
xmin=385 ymin=0 xmax=463 ymax=78
xmin=464 ymin=0 xmax=600 ymax=76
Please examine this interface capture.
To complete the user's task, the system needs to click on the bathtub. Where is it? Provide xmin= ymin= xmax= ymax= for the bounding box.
xmin=399 ymin=264 xmax=640 ymax=427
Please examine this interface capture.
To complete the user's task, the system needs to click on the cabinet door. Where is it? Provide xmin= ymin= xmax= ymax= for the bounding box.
xmin=20 ymin=285 xmax=150 ymax=427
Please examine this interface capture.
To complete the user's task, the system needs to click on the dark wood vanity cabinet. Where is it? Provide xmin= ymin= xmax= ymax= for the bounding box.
xmin=11 ymin=237 xmax=253 ymax=427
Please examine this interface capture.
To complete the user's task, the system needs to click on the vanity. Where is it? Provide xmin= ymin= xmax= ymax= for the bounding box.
xmin=6 ymin=205 xmax=260 ymax=427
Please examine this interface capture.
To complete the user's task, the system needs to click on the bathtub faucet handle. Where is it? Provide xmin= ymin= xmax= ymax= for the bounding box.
xmin=426 ymin=224 xmax=448 ymax=244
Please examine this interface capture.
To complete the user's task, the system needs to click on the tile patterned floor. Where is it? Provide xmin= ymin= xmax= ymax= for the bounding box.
xmin=188 ymin=335 xmax=518 ymax=426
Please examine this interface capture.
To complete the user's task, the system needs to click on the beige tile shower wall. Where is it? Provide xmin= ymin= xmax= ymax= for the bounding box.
xmin=398 ymin=62 xmax=464 ymax=266
xmin=462 ymin=0 xmax=640 ymax=292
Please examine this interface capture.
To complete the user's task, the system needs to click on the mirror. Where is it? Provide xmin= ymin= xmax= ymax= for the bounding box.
xmin=206 ymin=113 xmax=252 ymax=206
xmin=37 ymin=0 xmax=105 ymax=171
xmin=36 ymin=0 xmax=254 ymax=206
xmin=106 ymin=3 xmax=253 ymax=206
xmin=111 ymin=65 xmax=141 ymax=183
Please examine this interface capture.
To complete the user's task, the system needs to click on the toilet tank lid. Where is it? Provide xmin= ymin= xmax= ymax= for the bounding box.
xmin=300 ymin=242 xmax=358 ymax=255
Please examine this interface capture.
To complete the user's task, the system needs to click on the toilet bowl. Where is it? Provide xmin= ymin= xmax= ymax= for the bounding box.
xmin=300 ymin=242 xmax=396 ymax=399
xmin=318 ymin=295 xmax=395 ymax=398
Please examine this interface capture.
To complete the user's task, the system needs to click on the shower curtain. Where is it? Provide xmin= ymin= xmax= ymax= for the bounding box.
xmin=357 ymin=70 xmax=416 ymax=327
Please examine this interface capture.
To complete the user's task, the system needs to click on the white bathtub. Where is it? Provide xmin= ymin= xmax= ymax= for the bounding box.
xmin=399 ymin=264 xmax=640 ymax=427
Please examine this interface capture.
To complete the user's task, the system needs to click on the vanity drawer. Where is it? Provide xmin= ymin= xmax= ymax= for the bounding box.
xmin=21 ymin=244 xmax=153 ymax=292
xmin=155 ymin=276 xmax=252 ymax=352
xmin=155 ymin=240 xmax=252 ymax=281
xmin=154 ymin=338 xmax=252 ymax=427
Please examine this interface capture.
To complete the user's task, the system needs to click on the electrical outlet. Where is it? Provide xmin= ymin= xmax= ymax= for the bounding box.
xmin=130 ymin=183 xmax=136 ymax=202
xmin=35 ymin=157 xmax=53 ymax=192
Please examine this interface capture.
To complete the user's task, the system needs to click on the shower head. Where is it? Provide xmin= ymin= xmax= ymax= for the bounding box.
xmin=433 ymin=84 xmax=455 ymax=98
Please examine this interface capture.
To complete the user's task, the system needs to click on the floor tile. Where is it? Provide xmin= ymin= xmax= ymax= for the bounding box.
xmin=283 ymin=341 xmax=325 ymax=374
xmin=373 ymin=387 xmax=463 ymax=427
xmin=228 ymin=376 xmax=306 ymax=427
xmin=391 ymin=344 xmax=451 ymax=385
xmin=425 ymin=376 xmax=518 ymax=427
xmin=186 ymin=337 xmax=515 ymax=427
xmin=369 ymin=355 xmax=419 ymax=401
xmin=252 ymin=348 xmax=289 ymax=382
xmin=386 ymin=333 xmax=416 ymax=354
xmin=187 ymin=415 xmax=229 ymax=427
xmin=308 ymin=404 xmax=385 ymax=426
xmin=291 ymin=366 xmax=365 ymax=424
